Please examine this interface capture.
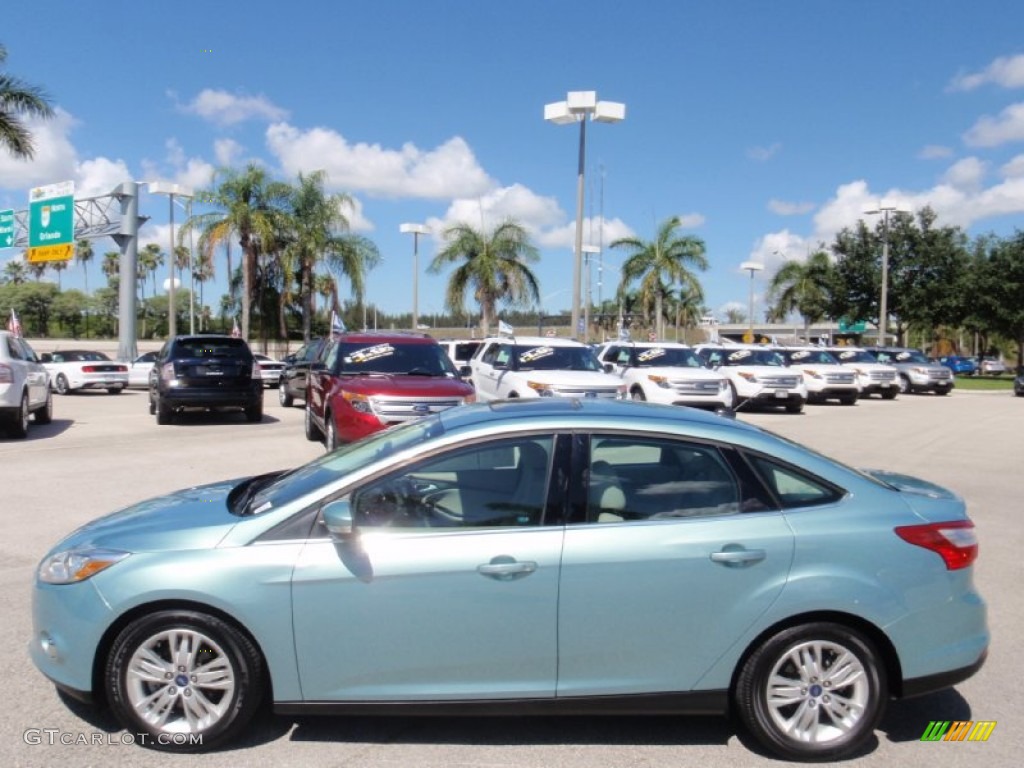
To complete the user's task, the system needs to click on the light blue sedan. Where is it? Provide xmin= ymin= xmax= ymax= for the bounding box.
xmin=31 ymin=399 xmax=988 ymax=760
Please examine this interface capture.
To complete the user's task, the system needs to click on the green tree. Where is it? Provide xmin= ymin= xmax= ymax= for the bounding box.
xmin=76 ymin=238 xmax=94 ymax=294
xmin=429 ymin=220 xmax=540 ymax=337
xmin=101 ymin=251 xmax=120 ymax=285
xmin=184 ymin=164 xmax=291 ymax=340
xmin=139 ymin=243 xmax=164 ymax=300
xmin=17 ymin=280 xmax=58 ymax=335
xmin=283 ymin=170 xmax=379 ymax=341
xmin=0 ymin=43 xmax=55 ymax=159
xmin=192 ymin=251 xmax=214 ymax=330
xmin=53 ymin=289 xmax=88 ymax=337
xmin=2 ymin=258 xmax=27 ymax=284
xmin=612 ymin=216 xmax=708 ymax=340
xmin=768 ymin=249 xmax=835 ymax=342
xmin=975 ymin=231 xmax=1024 ymax=367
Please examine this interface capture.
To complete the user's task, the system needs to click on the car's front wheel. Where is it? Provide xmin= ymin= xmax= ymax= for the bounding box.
xmin=278 ymin=383 xmax=293 ymax=408
xmin=34 ymin=390 xmax=53 ymax=425
xmin=104 ymin=610 xmax=264 ymax=752
xmin=54 ymin=374 xmax=70 ymax=395
xmin=304 ymin=403 xmax=323 ymax=442
xmin=734 ymin=622 xmax=886 ymax=761
xmin=898 ymin=376 xmax=912 ymax=394
xmin=325 ymin=413 xmax=339 ymax=451
xmin=156 ymin=396 xmax=173 ymax=425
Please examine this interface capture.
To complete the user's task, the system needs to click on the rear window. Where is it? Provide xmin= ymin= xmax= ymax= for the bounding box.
xmin=172 ymin=338 xmax=252 ymax=359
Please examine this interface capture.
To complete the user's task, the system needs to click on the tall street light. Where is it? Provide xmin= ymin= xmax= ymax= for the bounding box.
xmin=864 ymin=202 xmax=904 ymax=346
xmin=147 ymin=182 xmax=194 ymax=338
xmin=399 ymin=223 xmax=430 ymax=331
xmin=740 ymin=260 xmax=764 ymax=342
xmin=544 ymin=90 xmax=625 ymax=339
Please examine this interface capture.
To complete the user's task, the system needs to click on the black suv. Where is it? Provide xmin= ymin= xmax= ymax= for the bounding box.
xmin=277 ymin=338 xmax=325 ymax=408
xmin=148 ymin=335 xmax=263 ymax=424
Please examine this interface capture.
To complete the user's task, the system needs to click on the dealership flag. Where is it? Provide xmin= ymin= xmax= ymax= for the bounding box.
xmin=498 ymin=319 xmax=514 ymax=336
xmin=6 ymin=308 xmax=21 ymax=337
xmin=330 ymin=310 xmax=346 ymax=336
xmin=230 ymin=318 xmax=241 ymax=338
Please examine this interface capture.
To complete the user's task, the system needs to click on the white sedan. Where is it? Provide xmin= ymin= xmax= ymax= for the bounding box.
xmin=41 ymin=350 xmax=128 ymax=395
xmin=254 ymin=354 xmax=284 ymax=388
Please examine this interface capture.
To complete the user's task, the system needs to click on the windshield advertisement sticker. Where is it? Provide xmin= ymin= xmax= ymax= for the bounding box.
xmin=519 ymin=346 xmax=554 ymax=363
xmin=347 ymin=344 xmax=395 ymax=364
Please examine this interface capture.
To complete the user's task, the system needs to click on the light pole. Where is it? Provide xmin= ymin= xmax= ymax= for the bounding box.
xmin=544 ymin=90 xmax=625 ymax=339
xmin=864 ymin=202 xmax=904 ymax=346
xmin=146 ymin=182 xmax=193 ymax=338
xmin=740 ymin=261 xmax=764 ymax=342
xmin=399 ymin=223 xmax=430 ymax=331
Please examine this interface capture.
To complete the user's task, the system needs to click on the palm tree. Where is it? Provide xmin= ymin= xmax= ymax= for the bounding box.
xmin=283 ymin=170 xmax=380 ymax=341
xmin=101 ymin=251 xmax=120 ymax=285
xmin=183 ymin=164 xmax=291 ymax=340
xmin=51 ymin=259 xmax=67 ymax=289
xmin=75 ymin=238 xmax=94 ymax=294
xmin=314 ymin=272 xmax=337 ymax=316
xmin=139 ymin=243 xmax=164 ymax=299
xmin=612 ymin=216 xmax=708 ymax=341
xmin=767 ymin=249 xmax=835 ymax=342
xmin=192 ymin=252 xmax=214 ymax=330
xmin=2 ymin=259 xmax=27 ymax=284
xmin=0 ymin=44 xmax=54 ymax=159
xmin=429 ymin=220 xmax=540 ymax=337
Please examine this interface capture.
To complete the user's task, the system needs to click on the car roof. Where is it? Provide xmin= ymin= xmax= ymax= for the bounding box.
xmin=482 ymin=335 xmax=588 ymax=347
xmin=336 ymin=331 xmax=437 ymax=345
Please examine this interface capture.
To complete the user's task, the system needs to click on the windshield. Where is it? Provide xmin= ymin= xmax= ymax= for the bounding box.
xmin=335 ymin=342 xmax=458 ymax=376
xmin=784 ymin=349 xmax=839 ymax=365
xmin=515 ymin=344 xmax=601 ymax=371
xmin=831 ymin=349 xmax=877 ymax=364
xmin=632 ymin=346 xmax=704 ymax=368
xmin=239 ymin=414 xmax=445 ymax=515
xmin=719 ymin=349 xmax=786 ymax=367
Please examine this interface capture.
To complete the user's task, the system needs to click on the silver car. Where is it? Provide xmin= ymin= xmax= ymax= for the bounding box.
xmin=0 ymin=331 xmax=53 ymax=437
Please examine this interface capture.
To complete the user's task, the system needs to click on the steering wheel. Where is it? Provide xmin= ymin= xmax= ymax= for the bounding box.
xmin=421 ymin=489 xmax=465 ymax=525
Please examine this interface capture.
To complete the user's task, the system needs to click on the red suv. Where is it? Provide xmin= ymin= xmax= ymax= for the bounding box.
xmin=305 ymin=331 xmax=475 ymax=449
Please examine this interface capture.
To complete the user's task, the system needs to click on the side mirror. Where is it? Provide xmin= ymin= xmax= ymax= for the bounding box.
xmin=310 ymin=360 xmax=326 ymax=372
xmin=459 ymin=364 xmax=472 ymax=379
xmin=322 ymin=499 xmax=355 ymax=539
xmin=282 ymin=354 xmax=296 ymax=364
xmin=40 ymin=353 xmax=52 ymax=363
xmin=603 ymin=363 xmax=614 ymax=373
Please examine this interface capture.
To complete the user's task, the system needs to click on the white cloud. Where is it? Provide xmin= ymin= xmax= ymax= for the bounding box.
xmin=76 ymin=157 xmax=133 ymax=197
xmin=266 ymin=123 xmax=494 ymax=200
xmin=140 ymin=139 xmax=215 ymax=195
xmin=677 ymin=213 xmax=706 ymax=228
xmin=941 ymin=157 xmax=987 ymax=191
xmin=0 ymin=108 xmax=78 ymax=189
xmin=963 ymin=102 xmax=1024 ymax=147
xmin=214 ymin=138 xmax=243 ymax=167
xmin=338 ymin=195 xmax=372 ymax=232
xmin=180 ymin=89 xmax=289 ymax=126
xmin=1001 ymin=154 xmax=1024 ymax=178
xmin=535 ymin=217 xmax=636 ymax=250
xmin=747 ymin=143 xmax=782 ymax=162
xmin=948 ymin=54 xmax=1024 ymax=91
xmin=918 ymin=144 xmax=953 ymax=159
xmin=768 ymin=199 xmax=816 ymax=216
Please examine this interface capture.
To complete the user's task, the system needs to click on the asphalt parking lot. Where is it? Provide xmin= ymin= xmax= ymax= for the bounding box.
xmin=0 ymin=388 xmax=1019 ymax=768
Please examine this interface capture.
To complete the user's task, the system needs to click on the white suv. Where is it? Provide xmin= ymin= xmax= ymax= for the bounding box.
xmin=778 ymin=347 xmax=859 ymax=405
xmin=0 ymin=331 xmax=53 ymax=438
xmin=469 ymin=335 xmax=626 ymax=402
xmin=595 ymin=341 xmax=733 ymax=413
xmin=826 ymin=347 xmax=900 ymax=399
xmin=694 ymin=344 xmax=807 ymax=414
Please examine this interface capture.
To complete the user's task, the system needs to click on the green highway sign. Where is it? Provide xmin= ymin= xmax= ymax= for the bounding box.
xmin=28 ymin=181 xmax=75 ymax=262
xmin=0 ymin=209 xmax=13 ymax=248
xmin=838 ymin=319 xmax=867 ymax=333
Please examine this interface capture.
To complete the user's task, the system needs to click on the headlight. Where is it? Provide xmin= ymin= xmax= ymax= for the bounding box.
xmin=804 ymin=369 xmax=823 ymax=379
xmin=342 ymin=391 xmax=374 ymax=413
xmin=462 ymin=393 xmax=476 ymax=404
xmin=38 ymin=548 xmax=130 ymax=585
xmin=646 ymin=374 xmax=671 ymax=388
xmin=527 ymin=381 xmax=555 ymax=396
xmin=738 ymin=372 xmax=757 ymax=383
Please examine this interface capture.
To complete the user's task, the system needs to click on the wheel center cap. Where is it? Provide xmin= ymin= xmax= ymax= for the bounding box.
xmin=175 ymin=674 xmax=189 ymax=687
xmin=809 ymin=683 xmax=823 ymax=697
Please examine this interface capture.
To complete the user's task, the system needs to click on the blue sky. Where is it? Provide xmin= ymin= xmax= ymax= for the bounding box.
xmin=3 ymin=0 xmax=1024 ymax=322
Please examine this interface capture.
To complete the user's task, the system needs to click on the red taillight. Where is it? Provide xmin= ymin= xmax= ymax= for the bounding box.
xmin=82 ymin=365 xmax=96 ymax=373
xmin=0 ymin=363 xmax=12 ymax=383
xmin=895 ymin=520 xmax=978 ymax=570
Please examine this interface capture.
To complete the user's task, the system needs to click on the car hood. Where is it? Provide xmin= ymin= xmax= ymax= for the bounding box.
xmin=49 ymin=478 xmax=245 ymax=554
xmin=333 ymin=375 xmax=474 ymax=397
xmin=513 ymin=370 xmax=622 ymax=385
xmin=630 ymin=366 xmax=724 ymax=381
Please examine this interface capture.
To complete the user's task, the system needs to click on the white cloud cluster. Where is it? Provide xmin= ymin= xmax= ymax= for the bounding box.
xmin=0 ymin=108 xmax=78 ymax=190
xmin=948 ymin=54 xmax=1024 ymax=91
xmin=747 ymin=143 xmax=782 ymax=162
xmin=963 ymin=102 xmax=1024 ymax=147
xmin=266 ymin=123 xmax=494 ymax=200
xmin=180 ymin=89 xmax=289 ymax=126
xmin=768 ymin=199 xmax=816 ymax=216
xmin=918 ymin=144 xmax=954 ymax=160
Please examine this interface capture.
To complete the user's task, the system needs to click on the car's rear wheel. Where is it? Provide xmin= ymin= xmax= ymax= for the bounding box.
xmin=34 ymin=390 xmax=53 ymax=424
xmin=734 ymin=622 xmax=886 ymax=761
xmin=304 ymin=403 xmax=323 ymax=441
xmin=156 ymin=397 xmax=173 ymax=425
xmin=9 ymin=392 xmax=30 ymax=438
xmin=55 ymin=374 xmax=70 ymax=395
xmin=245 ymin=400 xmax=263 ymax=423
xmin=278 ymin=384 xmax=293 ymax=408
xmin=108 ymin=386 xmax=123 ymax=395
xmin=105 ymin=610 xmax=264 ymax=752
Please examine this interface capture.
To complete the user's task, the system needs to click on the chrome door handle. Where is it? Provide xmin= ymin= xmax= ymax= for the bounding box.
xmin=710 ymin=548 xmax=766 ymax=566
xmin=477 ymin=560 xmax=538 ymax=581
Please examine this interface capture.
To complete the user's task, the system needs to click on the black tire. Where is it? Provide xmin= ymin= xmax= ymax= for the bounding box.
xmin=881 ymin=389 xmax=898 ymax=400
xmin=245 ymin=400 xmax=263 ymax=423
xmin=840 ymin=394 xmax=858 ymax=406
xmin=10 ymin=392 xmax=30 ymax=438
xmin=898 ymin=375 xmax=911 ymax=395
xmin=104 ymin=610 xmax=264 ymax=752
xmin=156 ymin=397 xmax=173 ymax=425
xmin=34 ymin=390 xmax=53 ymax=425
xmin=630 ymin=387 xmax=646 ymax=402
xmin=728 ymin=381 xmax=741 ymax=410
xmin=55 ymin=374 xmax=70 ymax=395
xmin=734 ymin=622 xmax=887 ymax=762
xmin=325 ymin=413 xmax=338 ymax=451
xmin=108 ymin=386 xmax=124 ymax=395
xmin=278 ymin=384 xmax=293 ymax=408
xmin=304 ymin=403 xmax=323 ymax=442
xmin=785 ymin=398 xmax=804 ymax=414
xmin=935 ymin=387 xmax=951 ymax=397
xmin=148 ymin=394 xmax=156 ymax=415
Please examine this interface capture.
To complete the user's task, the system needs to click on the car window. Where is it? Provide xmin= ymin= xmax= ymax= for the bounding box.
xmin=7 ymin=336 xmax=26 ymax=360
xmin=350 ymin=436 xmax=554 ymax=529
xmin=585 ymin=435 xmax=751 ymax=523
xmin=334 ymin=342 xmax=456 ymax=376
xmin=746 ymin=455 xmax=844 ymax=509
xmin=18 ymin=339 xmax=40 ymax=362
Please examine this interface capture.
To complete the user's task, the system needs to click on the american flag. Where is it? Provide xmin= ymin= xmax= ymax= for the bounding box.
xmin=230 ymin=318 xmax=241 ymax=338
xmin=6 ymin=308 xmax=21 ymax=337
xmin=330 ymin=310 xmax=345 ymax=336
